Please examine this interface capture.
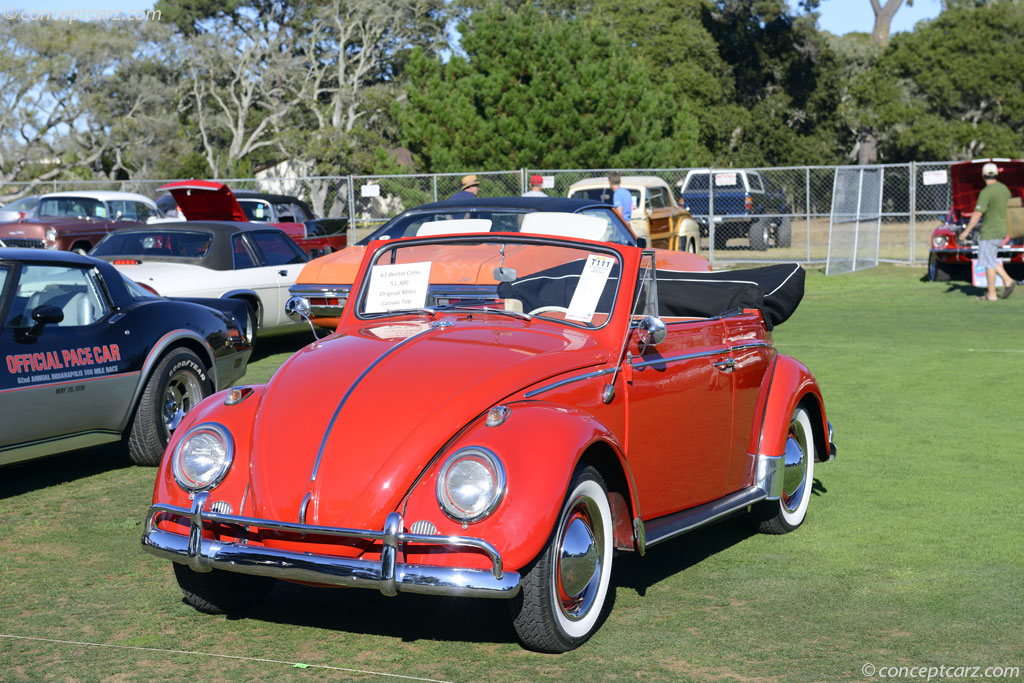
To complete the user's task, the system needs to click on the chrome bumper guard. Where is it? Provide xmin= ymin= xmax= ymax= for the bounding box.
xmin=826 ymin=421 xmax=837 ymax=461
xmin=142 ymin=492 xmax=521 ymax=599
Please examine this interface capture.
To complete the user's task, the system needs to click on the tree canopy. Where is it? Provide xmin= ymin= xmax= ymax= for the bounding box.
xmin=0 ymin=0 xmax=1019 ymax=195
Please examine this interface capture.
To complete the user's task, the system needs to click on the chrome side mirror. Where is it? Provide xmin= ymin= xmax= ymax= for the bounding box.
xmin=285 ymin=296 xmax=321 ymax=340
xmin=637 ymin=316 xmax=667 ymax=347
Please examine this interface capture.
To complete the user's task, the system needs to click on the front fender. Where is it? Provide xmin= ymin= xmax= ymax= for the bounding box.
xmin=401 ymin=401 xmax=625 ymax=573
xmin=754 ymin=355 xmax=829 ymax=462
xmin=151 ymin=385 xmax=265 ymax=516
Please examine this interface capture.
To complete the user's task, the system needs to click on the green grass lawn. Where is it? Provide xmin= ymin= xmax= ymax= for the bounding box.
xmin=1 ymin=264 xmax=1021 ymax=681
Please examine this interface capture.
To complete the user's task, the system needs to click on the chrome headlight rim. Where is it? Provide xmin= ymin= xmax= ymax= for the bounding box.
xmin=45 ymin=227 xmax=58 ymax=244
xmin=171 ymin=422 xmax=234 ymax=492
xmin=436 ymin=446 xmax=506 ymax=524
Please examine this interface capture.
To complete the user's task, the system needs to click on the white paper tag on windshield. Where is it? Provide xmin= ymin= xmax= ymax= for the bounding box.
xmin=566 ymin=255 xmax=615 ymax=322
xmin=365 ymin=261 xmax=431 ymax=313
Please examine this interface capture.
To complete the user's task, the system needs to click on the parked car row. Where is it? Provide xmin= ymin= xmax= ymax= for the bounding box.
xmin=0 ymin=183 xmax=348 ymax=259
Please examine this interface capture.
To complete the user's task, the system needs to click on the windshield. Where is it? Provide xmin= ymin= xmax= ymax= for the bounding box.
xmin=239 ymin=199 xmax=273 ymax=223
xmin=92 ymin=230 xmax=214 ymax=258
xmin=39 ymin=197 xmax=107 ymax=219
xmin=356 ymin=237 xmax=621 ymax=329
xmin=359 ymin=209 xmax=634 ymax=246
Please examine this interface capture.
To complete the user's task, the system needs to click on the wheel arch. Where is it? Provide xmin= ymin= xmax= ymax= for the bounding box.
xmin=221 ymin=290 xmax=262 ymax=327
xmin=119 ymin=331 xmax=218 ymax=433
xmin=576 ymin=439 xmax=639 ymax=552
xmin=753 ymin=355 xmax=829 ymax=463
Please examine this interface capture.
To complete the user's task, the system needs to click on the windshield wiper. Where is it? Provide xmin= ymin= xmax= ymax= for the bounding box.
xmin=374 ymin=307 xmax=438 ymax=318
xmin=433 ymin=305 xmax=531 ymax=321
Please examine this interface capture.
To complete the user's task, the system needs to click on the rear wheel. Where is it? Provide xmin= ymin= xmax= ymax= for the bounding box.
xmin=511 ymin=465 xmax=613 ymax=652
xmin=776 ymin=216 xmax=792 ymax=248
xmin=750 ymin=405 xmax=815 ymax=534
xmin=749 ymin=219 xmax=770 ymax=251
xmin=126 ymin=348 xmax=212 ymax=466
xmin=173 ymin=564 xmax=274 ymax=614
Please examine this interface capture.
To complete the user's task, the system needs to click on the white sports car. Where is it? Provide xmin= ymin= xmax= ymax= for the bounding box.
xmin=90 ymin=222 xmax=307 ymax=338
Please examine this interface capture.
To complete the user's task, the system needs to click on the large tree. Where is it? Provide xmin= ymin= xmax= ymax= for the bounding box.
xmin=398 ymin=4 xmax=702 ymax=172
xmin=849 ymin=2 xmax=1024 ymax=161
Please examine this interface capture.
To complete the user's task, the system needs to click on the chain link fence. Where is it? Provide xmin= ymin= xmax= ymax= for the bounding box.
xmin=1 ymin=163 xmax=955 ymax=269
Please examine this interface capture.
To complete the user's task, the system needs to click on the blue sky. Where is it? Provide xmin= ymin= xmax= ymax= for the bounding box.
xmin=24 ymin=0 xmax=944 ymax=36
xmin=816 ymin=0 xmax=942 ymax=35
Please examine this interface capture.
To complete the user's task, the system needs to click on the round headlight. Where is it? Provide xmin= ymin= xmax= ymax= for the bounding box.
xmin=436 ymin=447 xmax=506 ymax=523
xmin=933 ymin=235 xmax=948 ymax=248
xmin=172 ymin=423 xmax=234 ymax=491
xmin=45 ymin=227 xmax=58 ymax=244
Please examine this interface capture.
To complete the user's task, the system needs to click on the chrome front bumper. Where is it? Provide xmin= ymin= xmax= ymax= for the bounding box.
xmin=142 ymin=492 xmax=521 ymax=599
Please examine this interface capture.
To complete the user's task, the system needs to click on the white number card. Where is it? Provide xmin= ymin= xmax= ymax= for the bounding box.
xmin=566 ymin=255 xmax=615 ymax=322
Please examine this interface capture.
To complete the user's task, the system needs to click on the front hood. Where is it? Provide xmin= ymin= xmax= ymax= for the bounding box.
xmin=248 ymin=318 xmax=608 ymax=532
xmin=295 ymin=246 xmax=365 ymax=285
xmin=109 ymin=261 xmax=209 ymax=295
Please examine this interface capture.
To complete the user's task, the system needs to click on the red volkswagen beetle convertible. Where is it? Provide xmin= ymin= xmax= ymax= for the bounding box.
xmin=142 ymin=229 xmax=835 ymax=652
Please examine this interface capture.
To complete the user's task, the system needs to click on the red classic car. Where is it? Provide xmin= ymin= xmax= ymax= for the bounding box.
xmin=158 ymin=181 xmax=347 ymax=257
xmin=928 ymin=158 xmax=1024 ymax=282
xmin=0 ymin=191 xmax=161 ymax=252
xmin=142 ymin=231 xmax=835 ymax=652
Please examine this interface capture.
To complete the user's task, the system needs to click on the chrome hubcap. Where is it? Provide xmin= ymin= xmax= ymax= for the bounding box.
xmin=782 ymin=417 xmax=809 ymax=512
xmin=556 ymin=500 xmax=603 ymax=621
xmin=162 ymin=370 xmax=203 ymax=433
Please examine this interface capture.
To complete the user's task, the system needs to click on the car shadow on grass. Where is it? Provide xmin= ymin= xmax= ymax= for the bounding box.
xmin=0 ymin=442 xmax=130 ymax=499
xmin=230 ymin=581 xmax=516 ymax=645
xmin=216 ymin=477 xmax=831 ymax=645
xmin=249 ymin=330 xmax=314 ymax=363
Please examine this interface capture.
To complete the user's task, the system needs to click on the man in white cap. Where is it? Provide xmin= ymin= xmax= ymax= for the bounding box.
xmin=959 ymin=162 xmax=1015 ymax=300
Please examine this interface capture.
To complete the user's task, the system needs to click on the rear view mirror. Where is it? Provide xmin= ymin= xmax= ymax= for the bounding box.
xmin=493 ymin=266 xmax=517 ymax=282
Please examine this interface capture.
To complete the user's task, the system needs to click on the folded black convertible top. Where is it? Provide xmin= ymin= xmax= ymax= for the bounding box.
xmin=655 ymin=263 xmax=805 ymax=329
xmin=497 ymin=261 xmax=805 ymax=329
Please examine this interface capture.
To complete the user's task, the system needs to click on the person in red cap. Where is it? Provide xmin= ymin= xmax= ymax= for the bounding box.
xmin=521 ymin=174 xmax=547 ymax=197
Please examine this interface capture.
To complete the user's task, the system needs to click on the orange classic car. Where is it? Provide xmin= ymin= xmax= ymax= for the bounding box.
xmin=142 ymin=229 xmax=835 ymax=652
xmin=289 ymin=196 xmax=711 ymax=328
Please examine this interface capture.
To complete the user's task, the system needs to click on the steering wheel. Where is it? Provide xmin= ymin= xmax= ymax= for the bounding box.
xmin=527 ymin=305 xmax=570 ymax=316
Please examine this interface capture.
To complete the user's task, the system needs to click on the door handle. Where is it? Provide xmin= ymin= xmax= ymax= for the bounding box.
xmin=278 ymin=269 xmax=288 ymax=276
xmin=712 ymin=358 xmax=736 ymax=372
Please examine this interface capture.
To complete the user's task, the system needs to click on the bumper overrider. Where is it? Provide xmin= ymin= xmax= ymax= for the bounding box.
xmin=142 ymin=492 xmax=521 ymax=599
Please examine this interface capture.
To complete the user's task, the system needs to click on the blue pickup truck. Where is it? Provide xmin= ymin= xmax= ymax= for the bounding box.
xmin=676 ymin=169 xmax=790 ymax=251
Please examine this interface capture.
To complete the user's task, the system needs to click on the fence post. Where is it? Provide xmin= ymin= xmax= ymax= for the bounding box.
xmin=348 ymin=175 xmax=356 ymax=247
xmin=708 ymin=167 xmax=715 ymax=268
xmin=805 ymin=166 xmax=811 ymax=262
xmin=432 ymin=175 xmax=438 ymax=203
xmin=909 ymin=161 xmax=916 ymax=265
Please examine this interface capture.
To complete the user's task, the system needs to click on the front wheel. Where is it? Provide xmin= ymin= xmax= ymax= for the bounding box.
xmin=750 ymin=405 xmax=815 ymax=534
xmin=126 ymin=348 xmax=212 ymax=465
xmin=511 ymin=465 xmax=614 ymax=653
xmin=928 ymin=254 xmax=952 ymax=282
xmin=776 ymin=216 xmax=792 ymax=248
xmin=173 ymin=564 xmax=274 ymax=614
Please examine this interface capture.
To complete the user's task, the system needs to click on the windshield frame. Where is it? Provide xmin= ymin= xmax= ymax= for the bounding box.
xmin=352 ymin=234 xmax=626 ymax=331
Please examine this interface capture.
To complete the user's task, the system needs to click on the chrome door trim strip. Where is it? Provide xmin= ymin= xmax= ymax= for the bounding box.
xmin=523 ymin=367 xmax=616 ymax=398
xmin=630 ymin=347 xmax=729 ymax=369
xmin=310 ymin=321 xmax=452 ymax=482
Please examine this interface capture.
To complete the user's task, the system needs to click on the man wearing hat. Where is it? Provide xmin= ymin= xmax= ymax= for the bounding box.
xmin=959 ymin=162 xmax=1015 ymax=300
xmin=522 ymin=174 xmax=547 ymax=197
xmin=450 ymin=174 xmax=481 ymax=200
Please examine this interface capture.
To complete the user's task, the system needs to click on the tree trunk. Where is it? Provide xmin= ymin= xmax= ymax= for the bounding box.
xmin=870 ymin=0 xmax=906 ymax=50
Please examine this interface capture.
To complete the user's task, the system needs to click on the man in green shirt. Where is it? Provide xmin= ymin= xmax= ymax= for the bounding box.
xmin=958 ymin=162 xmax=1015 ymax=300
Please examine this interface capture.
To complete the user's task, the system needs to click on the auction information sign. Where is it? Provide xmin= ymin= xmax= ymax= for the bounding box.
xmin=365 ymin=262 xmax=432 ymax=313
